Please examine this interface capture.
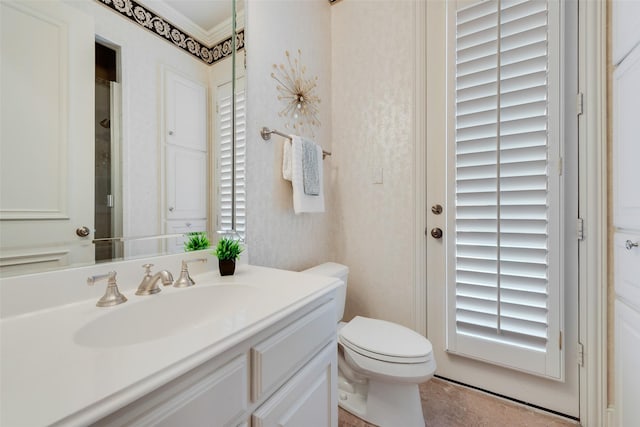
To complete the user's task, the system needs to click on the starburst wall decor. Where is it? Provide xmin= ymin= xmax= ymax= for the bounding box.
xmin=271 ymin=50 xmax=321 ymax=137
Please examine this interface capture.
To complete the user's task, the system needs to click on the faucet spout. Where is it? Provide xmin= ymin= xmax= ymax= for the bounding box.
xmin=136 ymin=264 xmax=174 ymax=295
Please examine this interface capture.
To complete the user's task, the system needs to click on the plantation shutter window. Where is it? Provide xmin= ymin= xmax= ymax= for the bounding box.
xmin=217 ymin=82 xmax=246 ymax=240
xmin=447 ymin=0 xmax=564 ymax=379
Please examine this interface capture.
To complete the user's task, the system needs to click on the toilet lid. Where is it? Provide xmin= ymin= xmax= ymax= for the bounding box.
xmin=339 ymin=316 xmax=433 ymax=363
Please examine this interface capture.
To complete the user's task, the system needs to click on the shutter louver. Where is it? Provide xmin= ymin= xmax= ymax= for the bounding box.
xmin=234 ymin=89 xmax=246 ymax=239
xmin=449 ymin=0 xmax=562 ymax=378
xmin=217 ymin=82 xmax=246 ymax=240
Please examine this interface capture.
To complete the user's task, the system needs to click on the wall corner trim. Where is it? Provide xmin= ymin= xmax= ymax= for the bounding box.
xmin=413 ymin=0 xmax=427 ymax=336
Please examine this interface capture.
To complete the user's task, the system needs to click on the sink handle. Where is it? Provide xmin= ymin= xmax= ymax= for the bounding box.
xmin=141 ymin=263 xmax=154 ymax=276
xmin=174 ymin=258 xmax=208 ymax=288
xmin=87 ymin=271 xmax=127 ymax=308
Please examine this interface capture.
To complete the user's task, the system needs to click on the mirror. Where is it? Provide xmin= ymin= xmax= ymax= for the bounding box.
xmin=0 ymin=0 xmax=245 ymax=277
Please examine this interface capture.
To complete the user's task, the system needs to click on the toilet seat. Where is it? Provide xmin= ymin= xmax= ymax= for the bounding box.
xmin=339 ymin=316 xmax=433 ymax=364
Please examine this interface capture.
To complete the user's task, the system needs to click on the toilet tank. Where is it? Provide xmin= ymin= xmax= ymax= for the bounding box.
xmin=302 ymin=262 xmax=348 ymax=323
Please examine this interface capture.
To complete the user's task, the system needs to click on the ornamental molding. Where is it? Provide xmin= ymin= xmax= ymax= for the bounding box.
xmin=96 ymin=0 xmax=244 ymax=66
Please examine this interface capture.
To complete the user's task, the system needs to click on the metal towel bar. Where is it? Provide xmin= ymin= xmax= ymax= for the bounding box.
xmin=260 ymin=127 xmax=332 ymax=159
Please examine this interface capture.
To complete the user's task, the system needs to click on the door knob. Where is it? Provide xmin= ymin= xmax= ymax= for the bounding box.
xmin=431 ymin=204 xmax=443 ymax=215
xmin=625 ymin=240 xmax=639 ymax=250
xmin=430 ymin=228 xmax=443 ymax=239
xmin=76 ymin=226 xmax=91 ymax=237
xmin=169 ymin=206 xmax=174 ymax=212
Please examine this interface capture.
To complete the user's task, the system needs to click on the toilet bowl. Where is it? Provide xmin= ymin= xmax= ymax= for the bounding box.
xmin=303 ymin=263 xmax=436 ymax=427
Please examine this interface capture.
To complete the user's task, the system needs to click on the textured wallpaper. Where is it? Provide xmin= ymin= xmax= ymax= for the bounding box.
xmin=331 ymin=0 xmax=417 ymax=329
xmin=244 ymin=0 xmax=418 ymax=329
xmin=245 ymin=0 xmax=334 ymax=271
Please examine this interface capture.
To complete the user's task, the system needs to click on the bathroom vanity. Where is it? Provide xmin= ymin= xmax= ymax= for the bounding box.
xmin=0 ymin=257 xmax=341 ymax=426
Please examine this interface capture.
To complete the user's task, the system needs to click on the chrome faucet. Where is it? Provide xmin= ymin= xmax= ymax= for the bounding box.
xmin=136 ymin=264 xmax=174 ymax=295
xmin=174 ymin=258 xmax=208 ymax=288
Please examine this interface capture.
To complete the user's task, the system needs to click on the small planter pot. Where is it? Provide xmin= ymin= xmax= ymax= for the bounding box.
xmin=218 ymin=259 xmax=236 ymax=276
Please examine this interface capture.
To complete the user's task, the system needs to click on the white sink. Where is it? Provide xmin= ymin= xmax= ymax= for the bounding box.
xmin=74 ymin=284 xmax=261 ymax=348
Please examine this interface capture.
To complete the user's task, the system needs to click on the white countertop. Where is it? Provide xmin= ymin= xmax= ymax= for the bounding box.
xmin=0 ymin=264 xmax=341 ymax=426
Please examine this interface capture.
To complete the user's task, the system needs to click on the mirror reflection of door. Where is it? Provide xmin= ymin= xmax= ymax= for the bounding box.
xmin=0 ymin=0 xmax=95 ymax=276
xmin=163 ymin=69 xmax=208 ymax=253
xmin=94 ymin=42 xmax=122 ymax=262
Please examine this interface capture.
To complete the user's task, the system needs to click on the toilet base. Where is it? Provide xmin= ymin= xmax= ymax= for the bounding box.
xmin=338 ymin=372 xmax=425 ymax=427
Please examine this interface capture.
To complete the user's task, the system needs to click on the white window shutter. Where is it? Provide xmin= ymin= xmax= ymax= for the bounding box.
xmin=216 ymin=81 xmax=246 ymax=240
xmin=234 ymin=88 xmax=246 ymax=239
xmin=447 ymin=0 xmax=563 ymax=379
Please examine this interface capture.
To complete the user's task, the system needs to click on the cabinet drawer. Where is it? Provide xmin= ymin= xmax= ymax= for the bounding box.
xmin=251 ymin=301 xmax=336 ymax=401
xmin=94 ymin=354 xmax=248 ymax=427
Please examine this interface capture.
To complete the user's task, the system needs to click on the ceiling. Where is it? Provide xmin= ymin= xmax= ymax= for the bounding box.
xmin=139 ymin=0 xmax=243 ymax=44
xmin=162 ymin=0 xmax=232 ymax=33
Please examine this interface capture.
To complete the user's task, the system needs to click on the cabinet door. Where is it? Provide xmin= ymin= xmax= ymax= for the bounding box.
xmin=165 ymin=145 xmax=207 ymax=220
xmin=164 ymin=71 xmax=207 ymax=151
xmin=252 ymin=341 xmax=337 ymax=427
xmin=613 ymin=45 xmax=640 ymax=231
xmin=163 ymin=69 xmax=208 ymax=224
xmin=615 ymin=300 xmax=640 ymax=427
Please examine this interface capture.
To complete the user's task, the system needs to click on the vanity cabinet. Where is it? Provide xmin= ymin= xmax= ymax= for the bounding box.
xmin=93 ymin=299 xmax=337 ymax=427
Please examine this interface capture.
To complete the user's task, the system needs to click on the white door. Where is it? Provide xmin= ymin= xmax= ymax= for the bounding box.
xmin=611 ymin=3 xmax=640 ymax=425
xmin=0 ymin=0 xmax=95 ymax=275
xmin=163 ymin=69 xmax=208 ymax=227
xmin=426 ymin=0 xmax=579 ymax=417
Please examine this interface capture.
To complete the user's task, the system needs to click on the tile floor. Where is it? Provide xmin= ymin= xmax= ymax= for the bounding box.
xmin=338 ymin=378 xmax=580 ymax=427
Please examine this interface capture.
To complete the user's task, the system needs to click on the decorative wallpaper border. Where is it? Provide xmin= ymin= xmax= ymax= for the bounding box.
xmin=97 ymin=0 xmax=244 ymax=66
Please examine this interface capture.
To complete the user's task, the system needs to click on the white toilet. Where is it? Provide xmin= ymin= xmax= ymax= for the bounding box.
xmin=303 ymin=263 xmax=436 ymax=427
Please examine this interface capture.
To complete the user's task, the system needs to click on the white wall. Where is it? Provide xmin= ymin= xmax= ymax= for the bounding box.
xmin=67 ymin=1 xmax=211 ymax=248
xmin=331 ymin=0 xmax=418 ymax=328
xmin=245 ymin=0 xmax=333 ymax=270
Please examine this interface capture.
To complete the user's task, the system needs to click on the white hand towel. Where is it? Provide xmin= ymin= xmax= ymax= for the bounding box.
xmin=282 ymin=138 xmax=293 ymax=181
xmin=290 ymin=136 xmax=324 ymax=213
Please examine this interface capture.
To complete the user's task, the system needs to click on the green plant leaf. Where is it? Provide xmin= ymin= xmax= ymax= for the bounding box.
xmin=213 ymin=237 xmax=244 ymax=260
xmin=184 ymin=232 xmax=210 ymax=252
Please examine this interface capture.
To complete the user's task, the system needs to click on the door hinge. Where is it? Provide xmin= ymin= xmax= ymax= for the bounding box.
xmin=577 ymin=217 xmax=584 ymax=240
xmin=558 ymin=157 xmax=563 ymax=176
xmin=106 ymin=194 xmax=114 ymax=208
xmin=577 ymin=92 xmax=584 ymax=116
xmin=559 ymin=331 xmax=563 ymax=350
xmin=577 ymin=342 xmax=585 ymax=367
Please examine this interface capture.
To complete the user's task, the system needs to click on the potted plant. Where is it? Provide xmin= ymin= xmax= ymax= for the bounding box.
xmin=213 ymin=237 xmax=243 ymax=276
xmin=184 ymin=232 xmax=210 ymax=252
